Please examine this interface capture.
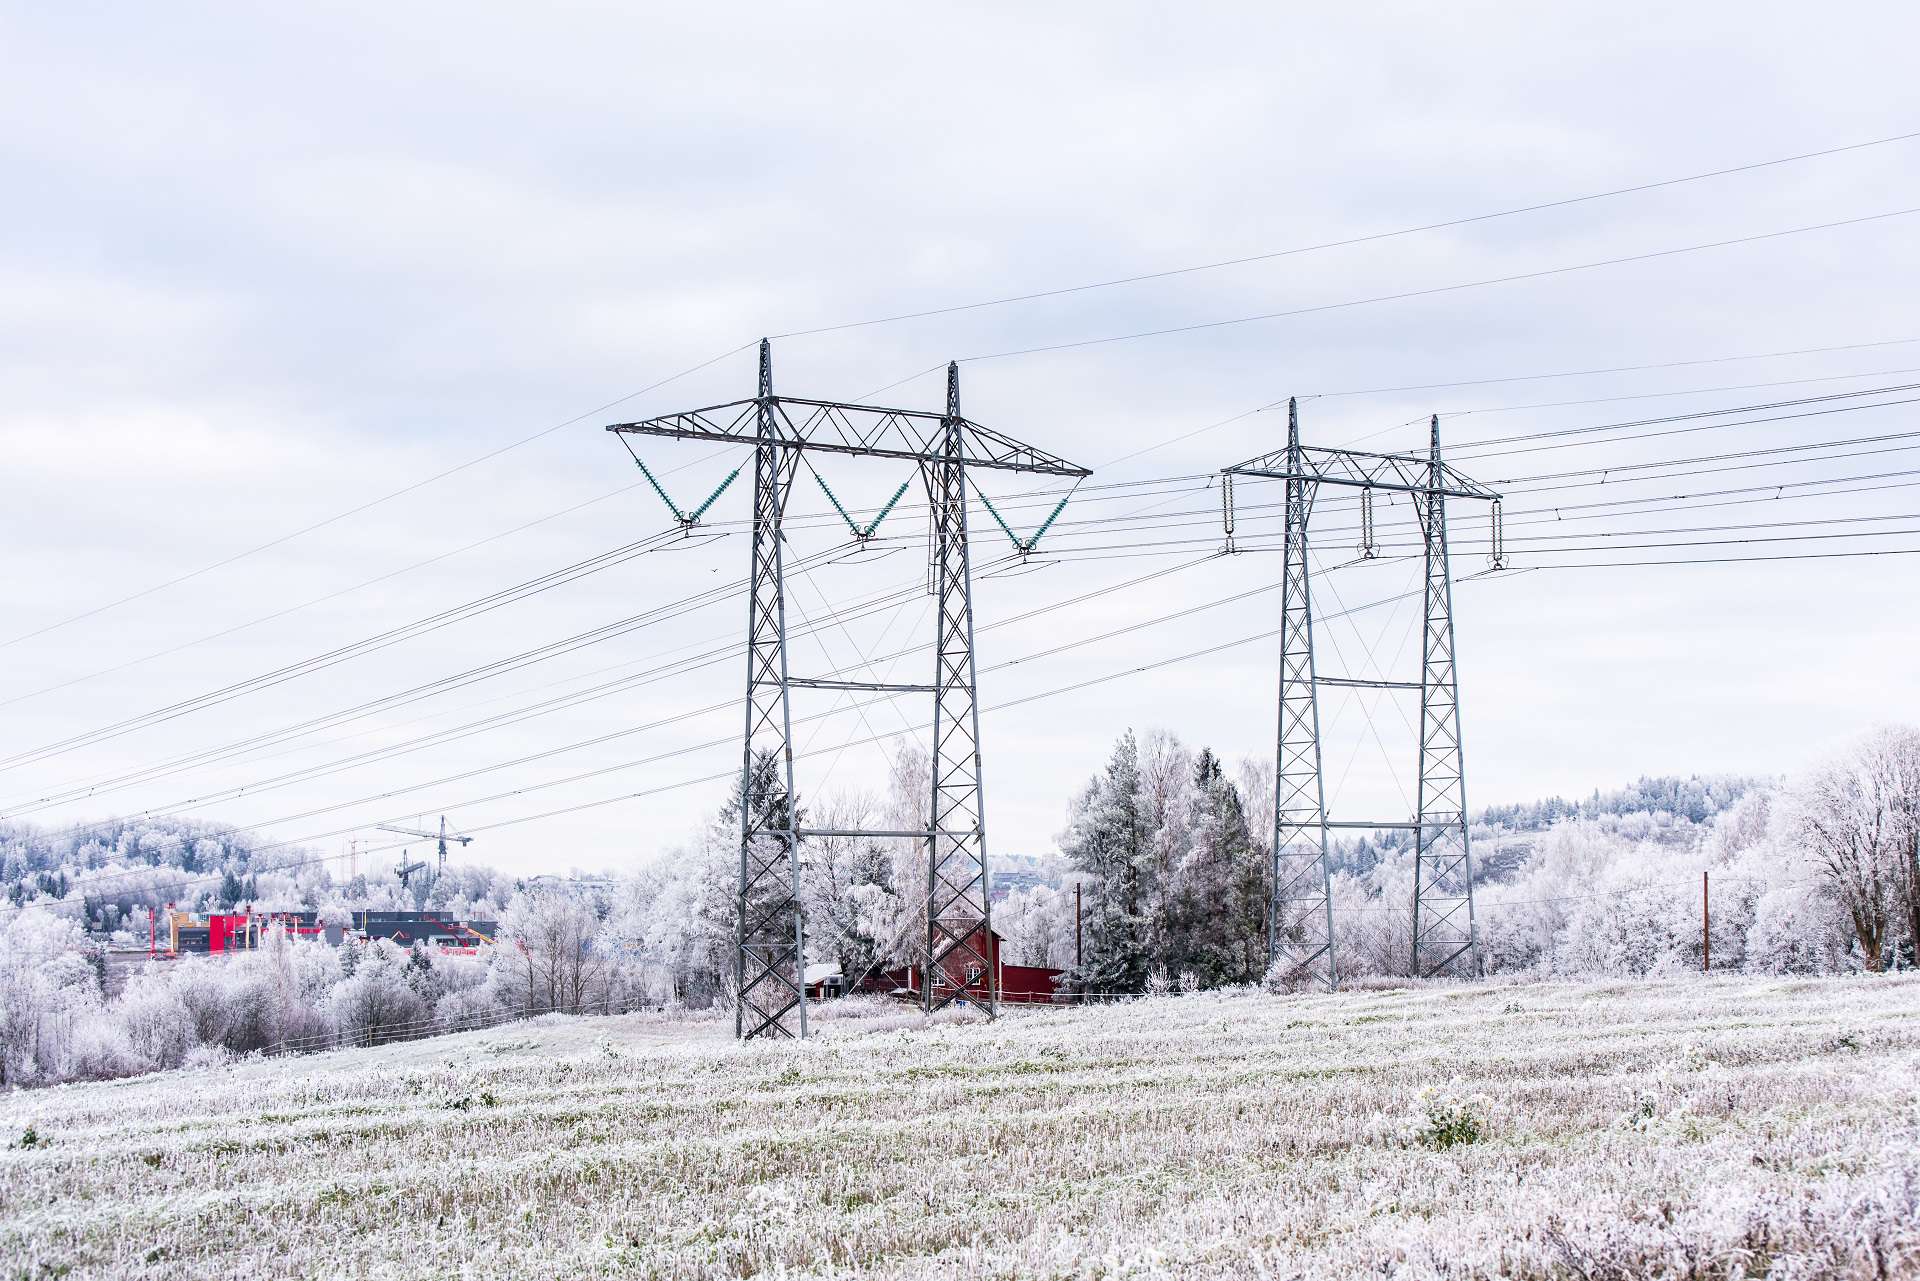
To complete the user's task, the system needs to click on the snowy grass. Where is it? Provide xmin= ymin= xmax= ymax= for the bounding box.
xmin=2 ymin=975 xmax=1916 ymax=1279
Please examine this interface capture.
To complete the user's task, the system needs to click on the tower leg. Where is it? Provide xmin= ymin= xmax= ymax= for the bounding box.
xmin=1269 ymin=398 xmax=1337 ymax=991
xmin=737 ymin=339 xmax=807 ymax=1039
xmin=924 ymin=362 xmax=997 ymax=1016
xmin=1411 ymin=415 xmax=1480 ymax=979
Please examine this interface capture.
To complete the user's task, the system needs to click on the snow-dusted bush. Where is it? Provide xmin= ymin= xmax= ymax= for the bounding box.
xmin=0 ymin=907 xmax=101 ymax=1086
xmin=113 ymin=969 xmax=197 ymax=1072
xmin=331 ymin=939 xmax=430 ymax=1046
xmin=1745 ymin=882 xmax=1851 ymax=974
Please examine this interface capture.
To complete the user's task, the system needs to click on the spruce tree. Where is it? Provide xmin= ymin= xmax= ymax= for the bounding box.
xmin=1061 ymin=730 xmax=1152 ymax=994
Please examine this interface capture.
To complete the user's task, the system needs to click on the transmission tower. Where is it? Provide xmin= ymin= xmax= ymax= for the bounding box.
xmin=1224 ymin=401 xmax=1499 ymax=988
xmin=608 ymin=341 xmax=1087 ymax=1038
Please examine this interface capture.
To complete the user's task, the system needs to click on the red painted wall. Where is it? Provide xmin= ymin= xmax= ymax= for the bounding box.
xmin=206 ymin=914 xmax=250 ymax=953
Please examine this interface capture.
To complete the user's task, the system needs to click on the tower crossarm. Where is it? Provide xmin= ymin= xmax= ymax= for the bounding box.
xmin=1226 ymin=444 xmax=1498 ymax=501
xmin=608 ymin=397 xmax=1089 ymax=478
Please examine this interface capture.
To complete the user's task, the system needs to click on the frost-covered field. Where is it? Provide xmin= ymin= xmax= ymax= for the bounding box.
xmin=3 ymin=977 xmax=1916 ymax=1280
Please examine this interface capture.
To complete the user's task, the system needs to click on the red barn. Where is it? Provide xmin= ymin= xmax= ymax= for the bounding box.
xmin=856 ymin=923 xmax=1064 ymax=1006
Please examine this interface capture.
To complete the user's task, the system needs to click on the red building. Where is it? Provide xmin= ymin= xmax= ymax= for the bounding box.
xmin=855 ymin=924 xmax=1065 ymax=1006
xmin=150 ymin=906 xmax=483 ymax=957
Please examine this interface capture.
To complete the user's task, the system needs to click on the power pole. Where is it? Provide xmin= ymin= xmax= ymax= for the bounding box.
xmin=1223 ymin=403 xmax=1499 ymax=989
xmin=608 ymin=342 xmax=1087 ymax=1038
xmin=735 ymin=338 xmax=804 ymax=1042
xmin=926 ymin=362 xmax=994 ymax=1018
xmin=1271 ymin=398 xmax=1335 ymax=991
xmin=1410 ymin=414 xmax=1481 ymax=981
xmin=1074 ymin=880 xmax=1083 ymax=967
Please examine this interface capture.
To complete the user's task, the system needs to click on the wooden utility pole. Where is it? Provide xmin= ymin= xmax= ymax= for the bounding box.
xmin=1702 ymin=870 xmax=1710 ymax=973
xmin=1074 ymin=881 xmax=1083 ymax=967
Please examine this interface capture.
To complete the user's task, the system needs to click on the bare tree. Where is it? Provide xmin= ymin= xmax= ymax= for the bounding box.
xmin=501 ymin=887 xmax=609 ymax=1013
xmin=882 ymin=743 xmax=932 ymax=965
xmin=1790 ymin=726 xmax=1920 ymax=971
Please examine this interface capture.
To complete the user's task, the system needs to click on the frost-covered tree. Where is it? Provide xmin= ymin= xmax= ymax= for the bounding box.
xmin=331 ymin=939 xmax=429 ymax=1046
xmin=112 ymin=969 xmax=197 ymax=1072
xmin=0 ymin=907 xmax=100 ymax=1086
xmin=1787 ymin=726 xmax=1920 ymax=971
xmin=996 ymin=883 xmax=1076 ymax=968
xmin=1166 ymin=749 xmax=1266 ymax=985
xmin=499 ymin=887 xmax=610 ymax=1015
xmin=628 ymin=834 xmax=731 ymax=1007
xmin=1060 ymin=730 xmax=1152 ymax=994
xmin=800 ymin=791 xmax=900 ymax=986
xmin=1137 ymin=730 xmax=1194 ymax=963
xmin=878 ymin=743 xmax=932 ymax=965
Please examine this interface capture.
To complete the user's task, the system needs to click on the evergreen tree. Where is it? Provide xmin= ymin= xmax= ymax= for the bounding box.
xmin=1061 ymin=730 xmax=1152 ymax=994
xmin=1168 ymin=749 xmax=1267 ymax=985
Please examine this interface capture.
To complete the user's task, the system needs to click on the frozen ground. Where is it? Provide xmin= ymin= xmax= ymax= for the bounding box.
xmin=2 ymin=976 xmax=1916 ymax=1279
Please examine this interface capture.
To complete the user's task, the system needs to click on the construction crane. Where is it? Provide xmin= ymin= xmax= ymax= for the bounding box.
xmin=391 ymin=851 xmax=429 ymax=888
xmin=376 ymin=816 xmax=473 ymax=886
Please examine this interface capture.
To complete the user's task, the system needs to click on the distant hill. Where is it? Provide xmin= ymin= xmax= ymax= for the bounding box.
xmin=1329 ymin=774 xmax=1763 ymax=880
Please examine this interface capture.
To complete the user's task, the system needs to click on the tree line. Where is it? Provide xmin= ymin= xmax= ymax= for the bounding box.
xmin=3 ymin=724 xmax=1916 ymax=1087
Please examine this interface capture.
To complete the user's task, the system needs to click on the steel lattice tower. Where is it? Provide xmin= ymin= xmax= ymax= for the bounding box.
xmin=1268 ymin=400 xmax=1336 ymax=990
xmin=925 ymin=364 xmax=995 ymax=1015
xmin=733 ymin=344 xmax=806 ymax=1039
xmin=608 ymin=342 xmax=1087 ymax=1037
xmin=1224 ymin=401 xmax=1498 ymax=988
xmin=1410 ymin=414 xmax=1479 ymax=978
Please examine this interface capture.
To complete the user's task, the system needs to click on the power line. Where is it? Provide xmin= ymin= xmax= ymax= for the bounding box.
xmin=14 ymin=548 xmax=1215 ymax=840
xmin=1448 ymin=384 xmax=1920 ymax=456
xmin=1495 ymin=428 xmax=1920 ymax=489
xmin=20 ymin=521 xmax=1917 ymax=919
xmin=37 ymin=463 xmax=1897 ymax=826
xmin=0 ymin=343 xmax=757 ymax=652
xmin=18 ymin=553 xmax=1263 ymax=903
xmin=990 ymin=344 xmax=1920 ymax=475
xmin=1 ymin=491 xmax=1246 ymax=807
xmin=1421 ymin=364 xmax=1920 ymax=419
xmin=1518 ymin=546 xmax=1920 ymax=569
xmin=11 ymin=550 xmax=963 ymax=827
xmin=18 ymin=386 xmax=1920 ymax=845
xmin=1309 ymin=337 xmax=1920 ymax=402
xmin=14 ymin=361 xmax=1907 ymax=784
xmin=0 ymin=485 xmax=1251 ymax=806
xmin=0 ymin=528 xmax=701 ymax=775
xmin=21 ymin=131 xmax=1920 ymax=668
xmin=0 ymin=536 xmax=878 ymax=813
xmin=0 ymin=469 xmax=721 ymax=711
xmin=774 ymin=129 xmax=1920 ymax=340
xmin=4 ymin=475 xmax=1260 ymax=809
xmin=955 ymin=207 xmax=1920 ymax=363
xmin=16 ymin=566 xmax=1437 ymax=913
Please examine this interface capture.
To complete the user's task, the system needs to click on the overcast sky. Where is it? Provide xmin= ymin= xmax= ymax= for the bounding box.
xmin=4 ymin=3 xmax=1918 ymax=878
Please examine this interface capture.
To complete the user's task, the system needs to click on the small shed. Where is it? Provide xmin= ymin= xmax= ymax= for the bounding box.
xmin=803 ymin=963 xmax=844 ymax=1001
